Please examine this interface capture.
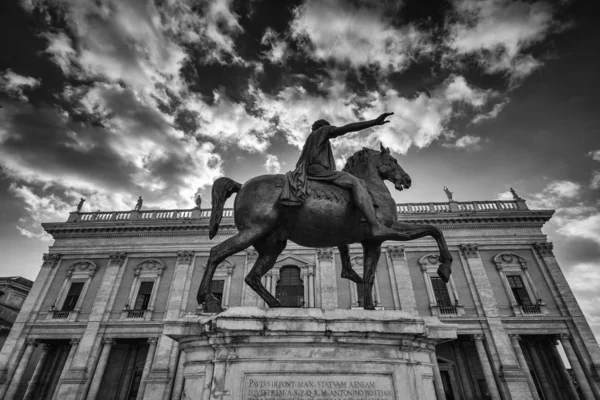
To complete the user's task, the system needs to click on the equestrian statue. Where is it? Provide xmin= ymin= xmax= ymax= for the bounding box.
xmin=198 ymin=112 xmax=453 ymax=311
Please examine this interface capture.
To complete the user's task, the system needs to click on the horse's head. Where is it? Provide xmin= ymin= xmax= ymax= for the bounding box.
xmin=376 ymin=143 xmax=412 ymax=191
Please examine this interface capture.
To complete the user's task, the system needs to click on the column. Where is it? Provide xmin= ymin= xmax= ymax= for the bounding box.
xmin=242 ymin=250 xmax=259 ymax=306
xmin=4 ymin=339 xmax=37 ymax=400
xmin=136 ymin=337 xmax=158 ymax=400
xmin=452 ymin=341 xmax=475 ymax=400
xmin=317 ymin=248 xmax=337 ymax=310
xmin=535 ymin=243 xmax=600 ymax=375
xmin=0 ymin=254 xmax=60 ymax=397
xmin=509 ymin=335 xmax=540 ymax=400
xmin=528 ymin=341 xmax=557 ymax=400
xmin=117 ymin=345 xmax=140 ymax=400
xmin=86 ymin=338 xmax=115 ymax=400
xmin=430 ymin=351 xmax=446 ymax=400
xmin=548 ymin=339 xmax=579 ymax=400
xmin=51 ymin=338 xmax=80 ymax=400
xmin=223 ymin=265 xmax=234 ymax=308
xmin=421 ymin=265 xmax=436 ymax=307
xmin=23 ymin=343 xmax=51 ymax=400
xmin=308 ymin=266 xmax=315 ymax=308
xmin=473 ymin=335 xmax=501 ymax=400
xmin=560 ymin=334 xmax=595 ymax=400
xmin=387 ymin=246 xmax=417 ymax=313
xmin=301 ymin=271 xmax=309 ymax=308
xmin=171 ymin=352 xmax=185 ymax=400
xmin=271 ymin=269 xmax=280 ymax=298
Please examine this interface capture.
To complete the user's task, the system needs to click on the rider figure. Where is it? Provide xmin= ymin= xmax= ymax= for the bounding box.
xmin=282 ymin=112 xmax=396 ymax=238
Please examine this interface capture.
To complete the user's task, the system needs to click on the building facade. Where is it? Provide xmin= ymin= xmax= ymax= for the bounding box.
xmin=0 ymin=197 xmax=599 ymax=399
xmin=0 ymin=277 xmax=33 ymax=351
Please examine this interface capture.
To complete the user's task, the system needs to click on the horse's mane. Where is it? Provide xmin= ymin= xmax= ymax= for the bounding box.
xmin=342 ymin=148 xmax=376 ymax=173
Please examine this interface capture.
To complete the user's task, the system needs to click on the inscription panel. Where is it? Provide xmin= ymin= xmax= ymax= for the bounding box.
xmin=243 ymin=373 xmax=396 ymax=400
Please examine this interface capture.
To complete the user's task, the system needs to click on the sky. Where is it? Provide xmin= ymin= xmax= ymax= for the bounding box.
xmin=0 ymin=0 xmax=599 ymax=336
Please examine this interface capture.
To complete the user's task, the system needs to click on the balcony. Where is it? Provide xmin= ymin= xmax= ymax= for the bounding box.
xmin=521 ymin=304 xmax=542 ymax=315
xmin=50 ymin=311 xmax=70 ymax=320
xmin=126 ymin=310 xmax=145 ymax=319
xmin=438 ymin=305 xmax=458 ymax=315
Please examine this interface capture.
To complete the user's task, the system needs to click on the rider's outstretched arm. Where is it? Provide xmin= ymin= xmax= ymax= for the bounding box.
xmin=329 ymin=112 xmax=393 ymax=138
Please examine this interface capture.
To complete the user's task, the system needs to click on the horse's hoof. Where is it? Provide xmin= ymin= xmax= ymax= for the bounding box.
xmin=341 ymin=268 xmax=364 ymax=284
xmin=437 ymin=263 xmax=452 ymax=283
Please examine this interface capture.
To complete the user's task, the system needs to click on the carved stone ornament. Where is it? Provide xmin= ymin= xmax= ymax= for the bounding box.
xmin=317 ymin=248 xmax=334 ymax=261
xmin=460 ymin=243 xmax=479 ymax=258
xmin=387 ymin=245 xmax=405 ymax=258
xmin=42 ymin=253 xmax=61 ymax=268
xmin=108 ymin=252 xmax=127 ymax=266
xmin=177 ymin=250 xmax=194 ymax=264
xmin=66 ymin=261 xmax=98 ymax=277
xmin=534 ymin=242 xmax=554 ymax=257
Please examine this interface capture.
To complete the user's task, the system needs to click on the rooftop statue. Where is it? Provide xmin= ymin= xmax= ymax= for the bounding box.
xmin=76 ymin=198 xmax=85 ymax=213
xmin=444 ymin=186 xmax=454 ymax=201
xmin=199 ymin=113 xmax=453 ymax=312
xmin=134 ymin=196 xmax=143 ymax=211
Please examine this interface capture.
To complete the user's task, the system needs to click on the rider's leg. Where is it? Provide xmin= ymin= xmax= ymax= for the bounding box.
xmin=334 ymin=174 xmax=395 ymax=237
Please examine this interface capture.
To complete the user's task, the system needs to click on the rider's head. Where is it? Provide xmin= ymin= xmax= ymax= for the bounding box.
xmin=312 ymin=119 xmax=330 ymax=131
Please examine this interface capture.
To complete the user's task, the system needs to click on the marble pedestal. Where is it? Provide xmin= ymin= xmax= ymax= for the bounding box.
xmin=165 ymin=308 xmax=457 ymax=400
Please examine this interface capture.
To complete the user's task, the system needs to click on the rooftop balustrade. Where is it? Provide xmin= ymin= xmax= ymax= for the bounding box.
xmin=66 ymin=199 xmax=528 ymax=223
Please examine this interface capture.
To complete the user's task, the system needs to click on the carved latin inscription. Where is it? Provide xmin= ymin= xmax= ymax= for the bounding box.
xmin=243 ymin=374 xmax=395 ymax=400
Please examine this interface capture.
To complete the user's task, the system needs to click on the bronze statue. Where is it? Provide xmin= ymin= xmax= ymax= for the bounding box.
xmin=195 ymin=194 xmax=202 ymax=209
xmin=198 ymin=114 xmax=452 ymax=311
xmin=443 ymin=186 xmax=453 ymax=201
xmin=134 ymin=196 xmax=143 ymax=211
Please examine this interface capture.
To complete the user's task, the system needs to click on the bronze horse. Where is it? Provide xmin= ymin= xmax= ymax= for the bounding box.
xmin=198 ymin=144 xmax=452 ymax=311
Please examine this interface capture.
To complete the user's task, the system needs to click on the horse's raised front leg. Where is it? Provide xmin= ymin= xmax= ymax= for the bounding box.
xmin=361 ymin=241 xmax=382 ymax=310
xmin=245 ymin=233 xmax=287 ymax=308
xmin=198 ymin=229 xmax=263 ymax=312
xmin=338 ymin=245 xmax=363 ymax=284
xmin=389 ymin=221 xmax=453 ymax=283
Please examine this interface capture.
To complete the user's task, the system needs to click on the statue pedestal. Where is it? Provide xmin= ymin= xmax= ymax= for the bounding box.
xmin=165 ymin=308 xmax=457 ymax=400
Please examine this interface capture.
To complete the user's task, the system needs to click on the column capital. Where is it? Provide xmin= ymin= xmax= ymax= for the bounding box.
xmin=509 ymin=334 xmax=521 ymax=342
xmin=226 ymin=266 xmax=235 ymax=275
xmin=25 ymin=339 xmax=39 ymax=347
xmin=176 ymin=250 xmax=194 ymax=265
xmin=317 ymin=248 xmax=334 ymax=261
xmin=101 ymin=338 xmax=115 ymax=346
xmin=534 ymin=242 xmax=554 ymax=257
xmin=460 ymin=243 xmax=479 ymax=258
xmin=42 ymin=253 xmax=61 ymax=268
xmin=108 ymin=252 xmax=127 ymax=267
xmin=387 ymin=245 xmax=405 ymax=258
xmin=473 ymin=334 xmax=485 ymax=341
xmin=147 ymin=337 xmax=159 ymax=345
xmin=559 ymin=333 xmax=572 ymax=341
xmin=70 ymin=338 xmax=81 ymax=346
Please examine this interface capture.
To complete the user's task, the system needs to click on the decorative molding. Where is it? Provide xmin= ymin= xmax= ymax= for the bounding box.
xmin=102 ymin=338 xmax=115 ymax=346
xmin=42 ymin=253 xmax=61 ymax=268
xmin=317 ymin=248 xmax=334 ymax=261
xmin=66 ymin=261 xmax=98 ymax=278
xmin=387 ymin=245 xmax=405 ymax=258
xmin=418 ymin=254 xmax=441 ymax=267
xmin=534 ymin=242 xmax=554 ymax=257
xmin=147 ymin=337 xmax=158 ymax=345
xmin=134 ymin=259 xmax=165 ymax=277
xmin=70 ymin=338 xmax=80 ymax=346
xmin=108 ymin=252 xmax=127 ymax=266
xmin=508 ymin=334 xmax=521 ymax=341
xmin=460 ymin=243 xmax=479 ymax=258
xmin=176 ymin=250 xmax=194 ymax=264
xmin=472 ymin=334 xmax=484 ymax=341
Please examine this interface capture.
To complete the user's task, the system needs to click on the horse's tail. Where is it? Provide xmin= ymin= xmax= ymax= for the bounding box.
xmin=209 ymin=177 xmax=242 ymax=239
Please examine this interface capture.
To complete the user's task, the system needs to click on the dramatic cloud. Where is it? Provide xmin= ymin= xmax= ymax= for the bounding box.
xmin=590 ymin=170 xmax=600 ymax=190
xmin=443 ymin=135 xmax=484 ymax=150
xmin=264 ymin=154 xmax=282 ymax=174
xmin=289 ymin=0 xmax=431 ymax=71
xmin=446 ymin=0 xmax=559 ymax=80
xmin=472 ymin=99 xmax=510 ymax=124
xmin=588 ymin=150 xmax=600 ymax=162
xmin=0 ymin=70 xmax=40 ymax=101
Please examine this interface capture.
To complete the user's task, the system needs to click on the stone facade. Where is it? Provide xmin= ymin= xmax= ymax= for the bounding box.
xmin=0 ymin=199 xmax=599 ymax=399
xmin=0 ymin=277 xmax=33 ymax=350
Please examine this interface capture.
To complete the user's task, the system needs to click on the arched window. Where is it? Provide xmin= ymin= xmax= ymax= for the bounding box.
xmin=276 ymin=266 xmax=304 ymax=307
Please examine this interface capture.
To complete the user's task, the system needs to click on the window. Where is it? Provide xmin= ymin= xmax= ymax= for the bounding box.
xmin=62 ymin=282 xmax=85 ymax=311
xmin=507 ymin=275 xmax=533 ymax=306
xmin=431 ymin=277 xmax=452 ymax=307
xmin=211 ymin=280 xmax=225 ymax=303
xmin=276 ymin=266 xmax=304 ymax=307
xmin=133 ymin=281 xmax=154 ymax=310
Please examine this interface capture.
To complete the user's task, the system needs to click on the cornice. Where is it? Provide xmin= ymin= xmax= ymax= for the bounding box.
xmin=42 ymin=211 xmax=553 ymax=240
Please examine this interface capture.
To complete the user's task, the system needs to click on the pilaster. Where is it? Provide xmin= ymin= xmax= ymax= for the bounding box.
xmin=387 ymin=246 xmax=417 ymax=314
xmin=0 ymin=253 xmax=61 ymax=397
xmin=242 ymin=249 xmax=259 ymax=307
xmin=459 ymin=244 xmax=529 ymax=399
xmin=317 ymin=248 xmax=337 ymax=310
xmin=534 ymin=242 xmax=600 ymax=380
